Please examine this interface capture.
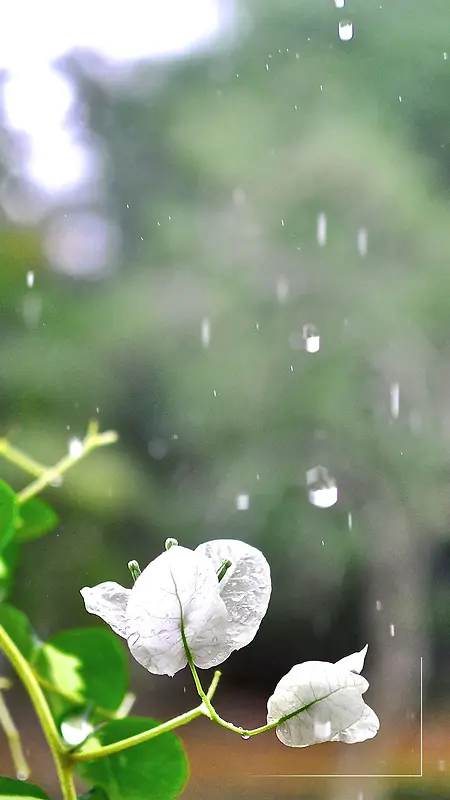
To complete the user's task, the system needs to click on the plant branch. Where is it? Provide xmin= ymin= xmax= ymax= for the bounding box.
xmin=0 ymin=439 xmax=47 ymax=477
xmin=17 ymin=421 xmax=118 ymax=505
xmin=0 ymin=624 xmax=77 ymax=800
xmin=0 ymin=690 xmax=30 ymax=779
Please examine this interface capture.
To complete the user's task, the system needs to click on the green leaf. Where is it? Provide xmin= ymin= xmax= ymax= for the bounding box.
xmin=77 ymin=717 xmax=189 ymax=800
xmin=0 ymin=480 xmax=18 ymax=551
xmin=34 ymin=627 xmax=128 ymax=719
xmin=0 ymin=603 xmax=39 ymax=660
xmin=0 ymin=776 xmax=51 ymax=798
xmin=0 ymin=540 xmax=20 ymax=602
xmin=78 ymin=790 xmax=110 ymax=800
xmin=15 ymin=497 xmax=59 ymax=543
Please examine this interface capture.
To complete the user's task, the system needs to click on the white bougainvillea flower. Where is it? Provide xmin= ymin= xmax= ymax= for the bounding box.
xmin=267 ymin=645 xmax=379 ymax=747
xmin=80 ymin=539 xmax=271 ymax=677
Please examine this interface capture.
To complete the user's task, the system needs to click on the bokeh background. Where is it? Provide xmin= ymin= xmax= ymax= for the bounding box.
xmin=0 ymin=0 xmax=449 ymax=797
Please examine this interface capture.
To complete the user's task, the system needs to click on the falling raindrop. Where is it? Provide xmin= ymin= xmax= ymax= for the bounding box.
xmin=316 ymin=212 xmax=327 ymax=246
xmin=236 ymin=493 xmax=250 ymax=510
xmin=276 ymin=277 xmax=290 ymax=303
xmin=357 ymin=228 xmax=368 ymax=256
xmin=444 ymin=52 xmax=448 ymax=60
xmin=303 ymin=324 xmax=320 ymax=353
xmin=201 ymin=318 xmax=211 ymax=347
xmin=438 ymin=760 xmax=446 ymax=772
xmin=61 ymin=714 xmax=93 ymax=746
xmin=390 ymin=383 xmax=400 ymax=418
xmin=213 ymin=389 xmax=217 ymax=397
xmin=348 ymin=511 xmax=353 ymax=530
xmin=389 ymin=623 xmax=395 ymax=637
xmin=334 ymin=0 xmax=345 ymax=6
xmin=338 ymin=20 xmax=354 ymax=41
xmin=306 ymin=466 xmax=338 ymax=508
xmin=314 ymin=719 xmax=331 ymax=738
xmin=26 ymin=269 xmax=35 ymax=287
xmin=376 ymin=600 xmax=382 ymax=611
xmin=68 ymin=437 xmax=83 ymax=458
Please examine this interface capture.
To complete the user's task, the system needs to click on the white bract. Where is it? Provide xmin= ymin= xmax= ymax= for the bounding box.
xmin=80 ymin=539 xmax=271 ymax=677
xmin=267 ymin=645 xmax=379 ymax=747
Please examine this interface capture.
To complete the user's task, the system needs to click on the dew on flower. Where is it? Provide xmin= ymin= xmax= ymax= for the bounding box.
xmin=316 ymin=212 xmax=327 ymax=245
xmin=314 ymin=719 xmax=331 ymax=738
xmin=68 ymin=437 xmax=83 ymax=458
xmin=303 ymin=323 xmax=320 ymax=353
xmin=60 ymin=714 xmax=94 ymax=746
xmin=236 ymin=493 xmax=250 ymax=510
xmin=306 ymin=465 xmax=338 ymax=507
xmin=338 ymin=20 xmax=354 ymax=41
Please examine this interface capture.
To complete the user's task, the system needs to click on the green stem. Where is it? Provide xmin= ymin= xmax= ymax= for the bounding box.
xmin=0 ymin=439 xmax=47 ymax=477
xmin=0 ymin=690 xmax=30 ymax=779
xmin=71 ymin=705 xmax=205 ymax=763
xmin=71 ymin=671 xmax=222 ymax=764
xmin=17 ymin=422 xmax=118 ymax=505
xmin=0 ymin=624 xmax=77 ymax=800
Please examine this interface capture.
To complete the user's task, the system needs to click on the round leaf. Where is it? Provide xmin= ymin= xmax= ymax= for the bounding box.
xmin=0 ymin=480 xmax=18 ymax=551
xmin=0 ymin=777 xmax=50 ymax=798
xmin=0 ymin=603 xmax=39 ymax=660
xmin=15 ymin=498 xmax=59 ymax=543
xmin=77 ymin=717 xmax=189 ymax=800
xmin=34 ymin=627 xmax=128 ymax=719
xmin=0 ymin=540 xmax=20 ymax=602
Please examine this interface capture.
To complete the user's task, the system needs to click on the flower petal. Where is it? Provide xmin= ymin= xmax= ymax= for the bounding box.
xmin=335 ymin=644 xmax=368 ymax=674
xmin=267 ymin=660 xmax=376 ymax=747
xmin=125 ymin=545 xmax=229 ymax=676
xmin=330 ymin=702 xmax=380 ymax=743
xmin=195 ymin=539 xmax=271 ymax=651
xmin=80 ymin=582 xmax=130 ymax=638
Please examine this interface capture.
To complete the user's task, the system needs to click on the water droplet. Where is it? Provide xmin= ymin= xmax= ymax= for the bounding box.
xmin=61 ymin=714 xmax=93 ymax=746
xmin=16 ymin=769 xmax=28 ymax=781
xmin=316 ymin=212 xmax=327 ymax=246
xmin=303 ymin=324 xmax=320 ymax=353
xmin=338 ymin=20 xmax=354 ymax=41
xmin=348 ymin=511 xmax=353 ymax=530
xmin=357 ymin=227 xmax=368 ymax=256
xmin=201 ymin=318 xmax=210 ymax=347
xmin=314 ymin=719 xmax=331 ymax=738
xmin=26 ymin=270 xmax=35 ymax=287
xmin=444 ymin=52 xmax=448 ymax=61
xmin=165 ymin=537 xmax=179 ymax=550
xmin=50 ymin=475 xmax=63 ymax=488
xmin=389 ymin=623 xmax=395 ymax=637
xmin=236 ymin=493 xmax=250 ymax=510
xmin=68 ymin=437 xmax=83 ymax=458
xmin=334 ymin=0 xmax=345 ymax=6
xmin=213 ymin=389 xmax=217 ymax=397
xmin=376 ymin=599 xmax=382 ymax=611
xmin=276 ymin=277 xmax=289 ymax=303
xmin=390 ymin=383 xmax=400 ymax=418
xmin=307 ymin=466 xmax=338 ymax=508
xmin=241 ymin=733 xmax=250 ymax=740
